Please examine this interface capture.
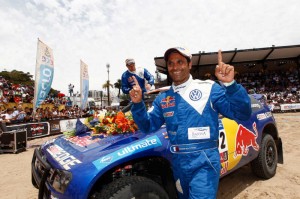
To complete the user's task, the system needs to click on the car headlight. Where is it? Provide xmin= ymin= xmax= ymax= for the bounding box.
xmin=49 ymin=169 xmax=72 ymax=193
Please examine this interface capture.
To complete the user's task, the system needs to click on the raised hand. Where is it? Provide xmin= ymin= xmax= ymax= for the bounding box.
xmin=129 ymin=76 xmax=143 ymax=103
xmin=215 ymin=50 xmax=235 ymax=83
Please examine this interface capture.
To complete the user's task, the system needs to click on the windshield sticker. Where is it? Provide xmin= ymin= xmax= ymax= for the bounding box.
xmin=47 ymin=144 xmax=82 ymax=170
xmin=93 ymin=135 xmax=162 ymax=170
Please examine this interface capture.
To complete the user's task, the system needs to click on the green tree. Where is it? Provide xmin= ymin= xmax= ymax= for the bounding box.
xmin=0 ymin=70 xmax=60 ymax=96
xmin=0 ymin=70 xmax=34 ymax=86
xmin=102 ymin=80 xmax=114 ymax=91
xmin=114 ymin=79 xmax=122 ymax=97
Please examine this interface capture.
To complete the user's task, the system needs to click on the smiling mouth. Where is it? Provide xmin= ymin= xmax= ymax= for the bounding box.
xmin=172 ymin=71 xmax=181 ymax=75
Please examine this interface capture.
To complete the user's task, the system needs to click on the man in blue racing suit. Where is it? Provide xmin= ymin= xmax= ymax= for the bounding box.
xmin=121 ymin=58 xmax=154 ymax=95
xmin=121 ymin=58 xmax=154 ymax=112
xmin=129 ymin=47 xmax=251 ymax=199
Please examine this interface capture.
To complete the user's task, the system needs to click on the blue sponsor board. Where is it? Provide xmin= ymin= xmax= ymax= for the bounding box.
xmin=93 ymin=135 xmax=162 ymax=170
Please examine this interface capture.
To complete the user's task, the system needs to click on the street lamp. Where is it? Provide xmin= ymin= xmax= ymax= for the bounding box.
xmin=106 ymin=63 xmax=110 ymax=106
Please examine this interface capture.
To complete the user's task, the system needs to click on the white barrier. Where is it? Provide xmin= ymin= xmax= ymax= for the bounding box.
xmin=280 ymin=103 xmax=300 ymax=111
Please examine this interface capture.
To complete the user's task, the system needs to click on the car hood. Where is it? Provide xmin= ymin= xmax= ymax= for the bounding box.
xmin=40 ymin=129 xmax=167 ymax=170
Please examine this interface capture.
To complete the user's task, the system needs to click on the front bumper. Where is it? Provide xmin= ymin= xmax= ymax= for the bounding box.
xmin=31 ymin=147 xmax=52 ymax=199
xmin=31 ymin=147 xmax=96 ymax=199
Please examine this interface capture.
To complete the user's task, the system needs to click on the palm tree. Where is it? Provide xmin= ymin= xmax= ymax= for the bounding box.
xmin=102 ymin=80 xmax=113 ymax=106
xmin=114 ymin=79 xmax=122 ymax=97
xmin=102 ymin=80 xmax=113 ymax=92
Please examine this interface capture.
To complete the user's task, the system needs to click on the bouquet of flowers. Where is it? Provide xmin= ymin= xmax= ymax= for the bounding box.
xmin=90 ymin=111 xmax=138 ymax=136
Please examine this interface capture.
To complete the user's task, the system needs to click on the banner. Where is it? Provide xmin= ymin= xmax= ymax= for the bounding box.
xmin=33 ymin=39 xmax=54 ymax=111
xmin=280 ymin=103 xmax=300 ymax=111
xmin=80 ymin=60 xmax=89 ymax=109
xmin=6 ymin=122 xmax=50 ymax=138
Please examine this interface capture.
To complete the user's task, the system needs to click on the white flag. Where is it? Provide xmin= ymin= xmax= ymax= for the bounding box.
xmin=80 ymin=60 xmax=89 ymax=110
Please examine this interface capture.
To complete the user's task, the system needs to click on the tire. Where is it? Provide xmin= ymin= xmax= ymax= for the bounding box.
xmin=251 ymin=134 xmax=278 ymax=179
xmin=93 ymin=176 xmax=169 ymax=199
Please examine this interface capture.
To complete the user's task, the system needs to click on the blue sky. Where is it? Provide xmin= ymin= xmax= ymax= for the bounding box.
xmin=1 ymin=0 xmax=300 ymax=95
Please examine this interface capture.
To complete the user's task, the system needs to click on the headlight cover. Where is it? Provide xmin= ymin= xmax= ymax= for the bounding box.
xmin=49 ymin=169 xmax=72 ymax=193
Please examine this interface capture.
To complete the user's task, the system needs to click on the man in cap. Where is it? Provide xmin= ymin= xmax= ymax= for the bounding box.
xmin=121 ymin=58 xmax=154 ymax=95
xmin=121 ymin=58 xmax=154 ymax=112
xmin=129 ymin=47 xmax=251 ymax=199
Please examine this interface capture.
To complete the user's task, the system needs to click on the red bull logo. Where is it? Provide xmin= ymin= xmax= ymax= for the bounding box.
xmin=220 ymin=162 xmax=228 ymax=175
xmin=161 ymin=96 xmax=175 ymax=109
xmin=234 ymin=122 xmax=259 ymax=158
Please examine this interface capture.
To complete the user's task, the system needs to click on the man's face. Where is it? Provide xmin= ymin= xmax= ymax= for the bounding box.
xmin=127 ymin=63 xmax=136 ymax=72
xmin=17 ymin=105 xmax=23 ymax=111
xmin=167 ymin=52 xmax=191 ymax=86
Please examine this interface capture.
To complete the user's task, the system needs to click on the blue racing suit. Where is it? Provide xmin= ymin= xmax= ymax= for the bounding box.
xmin=131 ymin=75 xmax=251 ymax=199
xmin=121 ymin=67 xmax=154 ymax=94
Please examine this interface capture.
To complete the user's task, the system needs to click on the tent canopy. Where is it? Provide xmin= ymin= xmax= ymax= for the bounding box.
xmin=154 ymin=44 xmax=300 ymax=75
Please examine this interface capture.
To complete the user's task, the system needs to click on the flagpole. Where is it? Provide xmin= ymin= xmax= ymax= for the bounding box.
xmin=33 ymin=38 xmax=40 ymax=114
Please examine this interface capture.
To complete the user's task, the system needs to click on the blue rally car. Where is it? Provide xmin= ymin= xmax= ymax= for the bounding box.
xmin=31 ymin=90 xmax=283 ymax=199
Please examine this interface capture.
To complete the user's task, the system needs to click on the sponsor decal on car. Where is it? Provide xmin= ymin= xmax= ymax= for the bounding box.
xmin=47 ymin=144 xmax=82 ymax=170
xmin=257 ymin=113 xmax=267 ymax=120
xmin=219 ymin=119 xmax=260 ymax=175
xmin=257 ymin=111 xmax=272 ymax=120
xmin=100 ymin=156 xmax=113 ymax=164
xmin=251 ymin=103 xmax=261 ymax=109
xmin=218 ymin=119 xmax=229 ymax=175
xmin=64 ymin=135 xmax=100 ymax=147
xmin=93 ymin=135 xmax=162 ymax=170
xmin=234 ymin=122 xmax=259 ymax=158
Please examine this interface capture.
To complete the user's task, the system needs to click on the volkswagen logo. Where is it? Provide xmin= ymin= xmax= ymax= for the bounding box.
xmin=189 ymin=89 xmax=202 ymax=101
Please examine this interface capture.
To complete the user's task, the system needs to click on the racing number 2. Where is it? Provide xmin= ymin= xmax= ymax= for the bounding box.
xmin=219 ymin=131 xmax=226 ymax=150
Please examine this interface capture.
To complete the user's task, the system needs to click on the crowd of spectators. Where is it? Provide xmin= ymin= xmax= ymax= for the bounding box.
xmin=0 ymin=103 xmax=115 ymax=124
xmin=1 ymin=67 xmax=300 ymax=126
xmin=0 ymin=76 xmax=69 ymax=109
xmin=0 ymin=76 xmax=34 ymax=105
xmin=235 ymin=69 xmax=300 ymax=106
xmin=203 ymin=67 xmax=300 ymax=111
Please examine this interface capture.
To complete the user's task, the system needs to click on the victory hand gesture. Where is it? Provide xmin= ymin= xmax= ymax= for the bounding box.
xmin=129 ymin=76 xmax=143 ymax=103
xmin=215 ymin=50 xmax=235 ymax=83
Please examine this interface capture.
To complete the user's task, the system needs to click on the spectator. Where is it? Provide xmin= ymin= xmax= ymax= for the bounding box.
xmin=121 ymin=58 xmax=154 ymax=112
xmin=121 ymin=58 xmax=154 ymax=95
xmin=2 ymin=108 xmax=14 ymax=123
xmin=13 ymin=105 xmax=26 ymax=123
xmin=33 ymin=108 xmax=42 ymax=122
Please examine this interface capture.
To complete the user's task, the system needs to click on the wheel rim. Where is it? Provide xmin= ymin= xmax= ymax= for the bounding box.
xmin=266 ymin=142 xmax=275 ymax=167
